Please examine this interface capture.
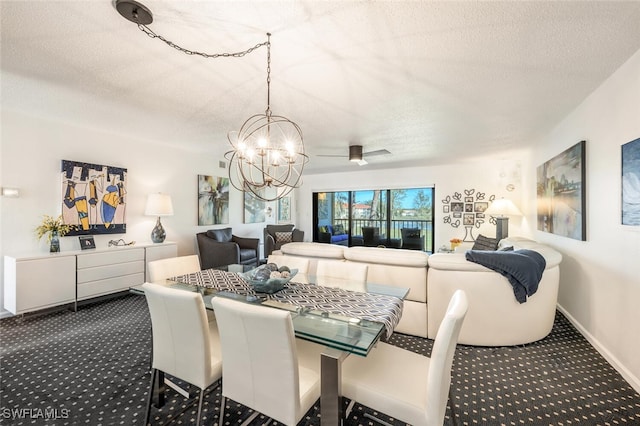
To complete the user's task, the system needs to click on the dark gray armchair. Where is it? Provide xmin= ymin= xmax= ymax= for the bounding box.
xmin=196 ymin=228 xmax=259 ymax=269
xmin=263 ymin=224 xmax=304 ymax=258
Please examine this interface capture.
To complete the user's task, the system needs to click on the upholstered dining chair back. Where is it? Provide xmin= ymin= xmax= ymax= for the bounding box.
xmin=267 ymin=254 xmax=311 ymax=274
xmin=147 ymin=255 xmax=200 ymax=283
xmin=142 ymin=283 xmax=222 ymax=425
xmin=212 ymin=297 xmax=320 ymax=426
xmin=425 ymin=289 xmax=468 ymax=424
xmin=316 ymin=259 xmax=368 ymax=292
xmin=341 ymin=290 xmax=468 ymax=426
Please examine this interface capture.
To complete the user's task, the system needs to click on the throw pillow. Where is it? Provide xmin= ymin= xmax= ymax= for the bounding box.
xmin=471 ymin=234 xmax=499 ymax=251
xmin=498 ymin=245 xmax=515 ymax=251
xmin=319 ymin=225 xmax=329 ymax=233
xmin=275 ymin=231 xmax=293 ymax=245
xmin=333 ymin=224 xmax=345 ymax=235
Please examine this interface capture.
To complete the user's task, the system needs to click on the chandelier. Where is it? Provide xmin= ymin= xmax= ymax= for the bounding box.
xmin=225 ymin=34 xmax=308 ymax=201
xmin=115 ymin=0 xmax=308 ymax=202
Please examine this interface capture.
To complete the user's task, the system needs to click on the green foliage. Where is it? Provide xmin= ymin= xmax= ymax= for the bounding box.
xmin=35 ymin=215 xmax=71 ymax=242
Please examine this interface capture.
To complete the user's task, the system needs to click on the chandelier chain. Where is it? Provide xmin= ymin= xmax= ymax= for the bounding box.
xmin=266 ymin=33 xmax=271 ymax=117
xmin=137 ymin=24 xmax=269 ymax=59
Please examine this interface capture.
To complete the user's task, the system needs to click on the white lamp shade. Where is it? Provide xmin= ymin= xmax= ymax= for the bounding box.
xmin=145 ymin=193 xmax=174 ymax=216
xmin=485 ymin=198 xmax=522 ymax=217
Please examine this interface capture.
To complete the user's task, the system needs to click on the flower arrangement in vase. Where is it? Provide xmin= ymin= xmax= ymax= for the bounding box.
xmin=35 ymin=215 xmax=72 ymax=253
xmin=450 ymin=238 xmax=462 ymax=251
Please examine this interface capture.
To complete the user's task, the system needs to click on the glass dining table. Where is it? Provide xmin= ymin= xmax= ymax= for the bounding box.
xmin=134 ymin=264 xmax=408 ymax=426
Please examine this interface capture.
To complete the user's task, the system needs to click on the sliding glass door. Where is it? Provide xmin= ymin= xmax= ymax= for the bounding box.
xmin=313 ymin=187 xmax=434 ymax=252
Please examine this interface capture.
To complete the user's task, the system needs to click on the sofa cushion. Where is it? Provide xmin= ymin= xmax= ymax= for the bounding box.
xmin=207 ymin=228 xmax=233 ymax=242
xmin=471 ymin=234 xmax=498 ymax=251
xmin=275 ymin=231 xmax=293 ymax=244
xmin=344 ymin=246 xmax=428 ymax=267
xmin=280 ymin=242 xmax=345 ymax=259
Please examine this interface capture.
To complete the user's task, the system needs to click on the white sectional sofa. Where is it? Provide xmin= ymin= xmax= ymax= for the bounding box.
xmin=275 ymin=237 xmax=562 ymax=346
xmin=428 ymin=236 xmax=562 ymax=346
xmin=277 ymin=242 xmax=429 ymax=337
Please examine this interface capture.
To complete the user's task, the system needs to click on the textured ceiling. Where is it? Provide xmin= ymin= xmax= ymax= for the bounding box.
xmin=2 ymin=1 xmax=640 ymax=174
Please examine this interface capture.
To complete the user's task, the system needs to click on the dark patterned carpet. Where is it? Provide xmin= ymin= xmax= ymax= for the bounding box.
xmin=1 ymin=294 xmax=639 ymax=425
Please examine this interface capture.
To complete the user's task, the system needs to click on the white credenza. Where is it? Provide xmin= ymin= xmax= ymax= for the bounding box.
xmin=3 ymin=242 xmax=177 ymax=315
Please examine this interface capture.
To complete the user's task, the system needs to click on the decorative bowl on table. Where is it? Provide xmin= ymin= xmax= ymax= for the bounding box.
xmin=240 ymin=263 xmax=298 ymax=294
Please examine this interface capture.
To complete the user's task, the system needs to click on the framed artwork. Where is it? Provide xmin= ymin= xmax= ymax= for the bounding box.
xmin=475 ymin=202 xmax=488 ymax=212
xmin=443 ymin=205 xmax=450 ymax=213
xmin=464 ymin=204 xmax=473 ymax=212
xmin=536 ymin=140 xmax=586 ymax=240
xmin=244 ymin=190 xmax=266 ymax=223
xmin=622 ymin=137 xmax=640 ymax=225
xmin=78 ymin=235 xmax=96 ymax=250
xmin=198 ymin=175 xmax=229 ymax=226
xmin=450 ymin=202 xmax=464 ymax=213
xmin=464 ymin=197 xmax=474 ymax=203
xmin=463 ymin=213 xmax=475 ymax=226
xmin=278 ymin=197 xmax=291 ymax=222
xmin=61 ymin=160 xmax=127 ymax=235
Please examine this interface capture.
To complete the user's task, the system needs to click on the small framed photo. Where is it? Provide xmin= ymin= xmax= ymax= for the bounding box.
xmin=476 ymin=213 xmax=485 ymax=219
xmin=451 ymin=202 xmax=464 ymax=212
xmin=453 ymin=212 xmax=462 ymax=218
xmin=475 ymin=201 xmax=488 ymax=213
xmin=464 ymin=197 xmax=474 ymax=203
xmin=79 ymin=235 xmax=96 ymax=250
xmin=463 ymin=213 xmax=475 ymax=226
xmin=443 ymin=205 xmax=450 ymax=213
xmin=464 ymin=204 xmax=473 ymax=212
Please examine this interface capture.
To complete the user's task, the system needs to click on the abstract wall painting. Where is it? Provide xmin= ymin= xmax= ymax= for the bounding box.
xmin=622 ymin=137 xmax=640 ymax=226
xmin=198 ymin=175 xmax=230 ymax=226
xmin=244 ymin=190 xmax=266 ymax=223
xmin=536 ymin=141 xmax=586 ymax=240
xmin=61 ymin=160 xmax=127 ymax=235
xmin=278 ymin=197 xmax=291 ymax=222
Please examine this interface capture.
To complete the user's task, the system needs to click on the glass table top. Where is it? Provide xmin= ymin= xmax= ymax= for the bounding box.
xmin=134 ymin=265 xmax=407 ymax=357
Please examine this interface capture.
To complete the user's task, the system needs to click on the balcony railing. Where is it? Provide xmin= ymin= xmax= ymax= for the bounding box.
xmin=326 ymin=218 xmax=433 ymax=252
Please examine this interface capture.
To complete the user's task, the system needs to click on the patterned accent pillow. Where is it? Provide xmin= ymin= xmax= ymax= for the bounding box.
xmin=275 ymin=231 xmax=293 ymax=244
xmin=471 ymin=234 xmax=499 ymax=251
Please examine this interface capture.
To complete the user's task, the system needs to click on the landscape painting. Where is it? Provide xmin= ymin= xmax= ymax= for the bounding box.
xmin=536 ymin=141 xmax=586 ymax=240
xmin=198 ymin=175 xmax=229 ymax=226
xmin=61 ymin=160 xmax=128 ymax=235
xmin=622 ymin=138 xmax=640 ymax=225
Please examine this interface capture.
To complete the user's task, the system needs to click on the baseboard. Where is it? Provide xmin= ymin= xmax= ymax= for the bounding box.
xmin=0 ymin=309 xmax=13 ymax=319
xmin=557 ymin=304 xmax=640 ymax=394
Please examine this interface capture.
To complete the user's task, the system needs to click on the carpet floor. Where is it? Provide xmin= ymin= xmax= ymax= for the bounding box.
xmin=1 ymin=294 xmax=639 ymax=425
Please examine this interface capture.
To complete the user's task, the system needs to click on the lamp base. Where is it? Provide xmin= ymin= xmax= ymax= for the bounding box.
xmin=151 ymin=217 xmax=166 ymax=243
xmin=495 ymin=217 xmax=509 ymax=242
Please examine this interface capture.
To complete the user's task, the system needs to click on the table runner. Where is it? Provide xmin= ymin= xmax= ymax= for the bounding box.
xmin=172 ymin=268 xmax=403 ymax=338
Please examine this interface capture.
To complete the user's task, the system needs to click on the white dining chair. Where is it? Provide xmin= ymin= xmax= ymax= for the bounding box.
xmin=267 ymin=253 xmax=311 ymax=274
xmin=147 ymin=255 xmax=201 ymax=283
xmin=267 ymin=254 xmax=311 ymax=283
xmin=142 ymin=283 xmax=222 ymax=426
xmin=316 ymin=259 xmax=368 ymax=292
xmin=212 ymin=297 xmax=322 ymax=426
xmin=341 ymin=289 xmax=469 ymax=426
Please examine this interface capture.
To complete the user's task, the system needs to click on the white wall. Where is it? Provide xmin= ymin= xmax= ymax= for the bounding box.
xmin=0 ymin=99 xmax=281 ymax=315
xmin=532 ymin=48 xmax=640 ymax=391
xmin=297 ymin=157 xmax=530 ymax=249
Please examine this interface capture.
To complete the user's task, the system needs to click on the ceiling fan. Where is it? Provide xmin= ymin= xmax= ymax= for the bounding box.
xmin=316 ymin=145 xmax=391 ymax=166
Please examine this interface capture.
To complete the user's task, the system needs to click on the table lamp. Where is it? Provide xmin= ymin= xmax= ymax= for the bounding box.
xmin=485 ymin=198 xmax=522 ymax=242
xmin=145 ymin=193 xmax=174 ymax=243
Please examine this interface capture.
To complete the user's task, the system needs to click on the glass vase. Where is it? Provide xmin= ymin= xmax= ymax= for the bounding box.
xmin=50 ymin=230 xmax=60 ymax=253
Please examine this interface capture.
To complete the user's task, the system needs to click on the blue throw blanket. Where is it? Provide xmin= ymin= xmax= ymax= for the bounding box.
xmin=465 ymin=249 xmax=546 ymax=303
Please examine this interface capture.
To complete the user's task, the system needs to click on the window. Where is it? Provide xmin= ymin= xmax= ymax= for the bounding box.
xmin=313 ymin=187 xmax=434 ymax=252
